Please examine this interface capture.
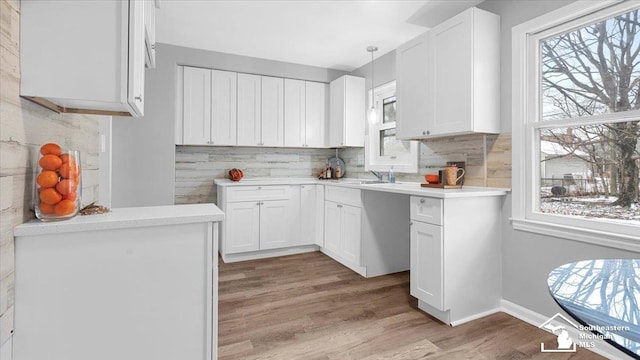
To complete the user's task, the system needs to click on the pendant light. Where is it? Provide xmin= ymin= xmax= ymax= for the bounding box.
xmin=367 ymin=46 xmax=378 ymax=124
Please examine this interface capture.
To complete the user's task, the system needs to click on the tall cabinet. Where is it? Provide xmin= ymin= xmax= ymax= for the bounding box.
xmin=329 ymin=75 xmax=365 ymax=147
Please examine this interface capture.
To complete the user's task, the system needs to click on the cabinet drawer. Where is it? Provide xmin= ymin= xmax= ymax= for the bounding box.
xmin=226 ymin=186 xmax=291 ymax=202
xmin=410 ymin=196 xmax=443 ymax=225
xmin=325 ymin=186 xmax=361 ymax=208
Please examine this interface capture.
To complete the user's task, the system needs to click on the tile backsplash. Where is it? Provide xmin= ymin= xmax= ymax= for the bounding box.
xmin=175 ymin=133 xmax=511 ymax=205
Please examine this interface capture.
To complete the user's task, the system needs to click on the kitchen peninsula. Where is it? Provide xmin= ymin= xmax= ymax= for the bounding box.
xmin=12 ymin=204 xmax=224 ymax=360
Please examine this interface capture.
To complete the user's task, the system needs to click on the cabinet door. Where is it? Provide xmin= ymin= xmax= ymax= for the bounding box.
xmin=428 ymin=10 xmax=473 ymax=135
xmin=259 ymin=199 xmax=292 ymax=250
xmin=343 ymin=76 xmax=365 ymax=147
xmin=323 ymin=201 xmax=342 ymax=253
xmin=210 ymin=70 xmax=237 ymax=145
xmin=396 ymin=32 xmax=430 ymax=139
xmin=300 ymin=185 xmax=316 ymax=246
xmin=410 ymin=221 xmax=444 ymax=310
xmin=305 ymin=82 xmax=328 ymax=148
xmin=340 ymin=204 xmax=361 ymax=267
xmin=144 ymin=0 xmax=156 ymax=69
xmin=284 ymin=79 xmax=306 ymax=147
xmin=329 ymin=77 xmax=345 ymax=147
xmin=237 ymin=73 xmax=262 ymax=146
xmin=182 ymin=66 xmax=211 ymax=145
xmin=127 ymin=0 xmax=146 ymax=116
xmin=261 ymin=76 xmax=284 ymax=147
xmin=226 ymin=202 xmax=260 ymax=254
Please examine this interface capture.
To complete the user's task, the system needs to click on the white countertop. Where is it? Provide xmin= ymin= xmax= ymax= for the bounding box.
xmin=14 ymin=203 xmax=225 ymax=237
xmin=215 ymin=178 xmax=509 ymax=198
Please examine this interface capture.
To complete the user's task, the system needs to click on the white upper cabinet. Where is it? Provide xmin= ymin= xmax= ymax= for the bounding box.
xmin=305 ymin=82 xmax=329 ymax=147
xmin=329 ymin=75 xmax=365 ymax=147
xmin=179 ymin=67 xmax=237 ymax=146
xmin=396 ymin=32 xmax=430 ymax=139
xmin=182 ymin=67 xmax=211 ymax=145
xmin=237 ymin=75 xmax=284 ymax=147
xmin=237 ymin=73 xmax=262 ymax=146
xmin=396 ymin=7 xmax=500 ymax=139
xmin=261 ymin=76 xmax=285 ymax=147
xmin=20 ymin=0 xmax=146 ymax=117
xmin=284 ymin=79 xmax=328 ymax=148
xmin=144 ymin=0 xmax=158 ymax=69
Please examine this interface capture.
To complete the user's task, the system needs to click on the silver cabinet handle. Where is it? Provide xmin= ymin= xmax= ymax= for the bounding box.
xmin=422 ymin=130 xmax=430 ymax=135
xmin=151 ymin=43 xmax=156 ymax=50
xmin=207 ymin=141 xmax=214 ymax=145
xmin=260 ymin=202 xmax=264 ymax=205
xmin=256 ymin=202 xmax=260 ymax=205
xmin=135 ymin=94 xmax=142 ymax=101
xmin=420 ymin=198 xmax=425 ymax=203
xmin=337 ymin=204 xmax=343 ymax=208
xmin=257 ymin=186 xmax=262 ymax=190
xmin=410 ymin=222 xmax=413 ymax=226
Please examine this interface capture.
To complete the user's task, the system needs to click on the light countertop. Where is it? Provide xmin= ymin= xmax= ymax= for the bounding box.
xmin=215 ymin=178 xmax=509 ymax=199
xmin=14 ymin=203 xmax=225 ymax=237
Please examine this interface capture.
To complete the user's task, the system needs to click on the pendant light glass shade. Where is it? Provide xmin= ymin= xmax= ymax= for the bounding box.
xmin=367 ymin=46 xmax=378 ymax=125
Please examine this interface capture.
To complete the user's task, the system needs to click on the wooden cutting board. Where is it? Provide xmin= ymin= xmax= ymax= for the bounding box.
xmin=420 ymin=183 xmax=462 ymax=189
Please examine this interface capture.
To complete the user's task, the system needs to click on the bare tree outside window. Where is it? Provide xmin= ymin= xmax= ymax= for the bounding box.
xmin=539 ymin=7 xmax=640 ymax=221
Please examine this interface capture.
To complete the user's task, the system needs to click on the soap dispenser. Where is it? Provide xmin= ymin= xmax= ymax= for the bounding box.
xmin=389 ymin=166 xmax=396 ymax=183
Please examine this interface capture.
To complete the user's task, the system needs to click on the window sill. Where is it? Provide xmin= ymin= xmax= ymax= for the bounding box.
xmin=510 ymin=218 xmax=640 ymax=252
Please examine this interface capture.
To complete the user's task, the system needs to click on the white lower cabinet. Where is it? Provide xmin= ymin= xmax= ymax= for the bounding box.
xmin=409 ymin=195 xmax=502 ymax=326
xmin=322 ymin=186 xmax=364 ymax=275
xmin=219 ymin=184 xmax=322 ymax=262
xmin=410 ymin=220 xmax=443 ymax=310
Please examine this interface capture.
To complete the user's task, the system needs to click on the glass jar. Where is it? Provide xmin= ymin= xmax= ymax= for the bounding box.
xmin=34 ymin=149 xmax=82 ymax=221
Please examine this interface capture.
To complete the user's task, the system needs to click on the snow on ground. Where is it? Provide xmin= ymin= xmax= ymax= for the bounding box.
xmin=540 ymin=196 xmax=640 ymax=222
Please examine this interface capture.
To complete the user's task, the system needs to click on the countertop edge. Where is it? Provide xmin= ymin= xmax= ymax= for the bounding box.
xmin=14 ymin=204 xmax=224 ymax=237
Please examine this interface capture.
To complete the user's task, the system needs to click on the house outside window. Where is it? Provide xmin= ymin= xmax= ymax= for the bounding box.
xmin=366 ymin=81 xmax=418 ymax=173
xmin=512 ymin=0 xmax=640 ymax=250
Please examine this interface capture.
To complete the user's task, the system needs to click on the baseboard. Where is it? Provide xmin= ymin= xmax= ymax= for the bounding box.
xmin=220 ymin=245 xmax=319 ymax=263
xmin=500 ymin=299 xmax=628 ymax=360
xmin=450 ymin=307 xmax=502 ymax=327
xmin=319 ymin=248 xmax=367 ymax=277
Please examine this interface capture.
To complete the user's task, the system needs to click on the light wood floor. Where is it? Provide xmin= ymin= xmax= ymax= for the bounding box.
xmin=218 ymin=252 xmax=604 ymax=359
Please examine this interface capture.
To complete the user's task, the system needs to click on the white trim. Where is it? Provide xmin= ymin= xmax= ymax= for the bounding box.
xmin=500 ymin=300 xmax=628 ymax=360
xmin=365 ymin=81 xmax=419 ymax=173
xmin=511 ymin=218 xmax=640 ymax=252
xmin=220 ymin=245 xmax=319 ymax=263
xmin=450 ymin=307 xmax=502 ymax=327
xmin=511 ymin=0 xmax=640 ymax=250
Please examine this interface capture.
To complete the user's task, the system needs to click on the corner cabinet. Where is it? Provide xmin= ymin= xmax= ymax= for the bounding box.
xmin=409 ymin=195 xmax=502 ymax=325
xmin=20 ymin=0 xmax=146 ymax=117
xmin=396 ymin=7 xmax=500 ymax=139
xmin=329 ymin=75 xmax=365 ymax=147
xmin=177 ymin=66 xmax=237 ymax=146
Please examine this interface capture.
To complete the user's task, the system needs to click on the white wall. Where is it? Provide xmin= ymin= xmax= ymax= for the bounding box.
xmin=111 ymin=43 xmax=346 ymax=208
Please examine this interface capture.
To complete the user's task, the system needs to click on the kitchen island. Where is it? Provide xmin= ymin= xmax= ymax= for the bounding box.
xmin=12 ymin=204 xmax=224 ymax=360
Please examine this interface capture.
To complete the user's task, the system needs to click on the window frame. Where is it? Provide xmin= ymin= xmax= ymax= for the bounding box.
xmin=512 ymin=0 xmax=640 ymax=251
xmin=366 ymin=81 xmax=419 ymax=173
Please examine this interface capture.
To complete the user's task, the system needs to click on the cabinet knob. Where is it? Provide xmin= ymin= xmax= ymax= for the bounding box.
xmin=151 ymin=43 xmax=156 ymax=50
xmin=420 ymin=198 xmax=425 ymax=203
xmin=422 ymin=130 xmax=430 ymax=135
xmin=410 ymin=222 xmax=413 ymax=226
xmin=337 ymin=204 xmax=343 ymax=208
xmin=207 ymin=141 xmax=214 ymax=145
xmin=256 ymin=202 xmax=261 ymax=205
xmin=257 ymin=186 xmax=262 ymax=190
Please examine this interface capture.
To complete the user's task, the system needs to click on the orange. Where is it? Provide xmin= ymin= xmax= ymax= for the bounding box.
xmin=62 ymin=192 xmax=78 ymax=201
xmin=39 ymin=188 xmax=62 ymax=205
xmin=39 ymin=154 xmax=62 ymax=171
xmin=40 ymin=143 xmax=62 ymax=156
xmin=59 ymin=162 xmax=79 ymax=179
xmin=54 ymin=199 xmax=76 ymax=216
xmin=55 ymin=179 xmax=77 ymax=195
xmin=36 ymin=170 xmax=59 ymax=188
xmin=60 ymin=153 xmax=76 ymax=164
xmin=38 ymin=203 xmax=55 ymax=214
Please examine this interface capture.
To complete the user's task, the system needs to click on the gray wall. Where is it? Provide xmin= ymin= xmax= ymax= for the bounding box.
xmin=112 ymin=44 xmax=347 ymax=207
xmin=475 ymin=0 xmax=640 ymax=317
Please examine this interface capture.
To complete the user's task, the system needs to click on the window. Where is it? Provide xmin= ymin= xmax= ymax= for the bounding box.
xmin=366 ymin=81 xmax=418 ymax=173
xmin=513 ymin=0 xmax=640 ymax=249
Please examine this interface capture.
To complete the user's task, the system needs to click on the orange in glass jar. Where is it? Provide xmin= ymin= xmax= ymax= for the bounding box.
xmin=38 ymin=202 xmax=56 ymax=214
xmin=40 ymin=188 xmax=62 ymax=205
xmin=39 ymin=154 xmax=62 ymax=171
xmin=40 ymin=143 xmax=62 ymax=156
xmin=37 ymin=170 xmax=59 ymax=188
xmin=55 ymin=179 xmax=77 ymax=195
xmin=59 ymin=162 xmax=79 ymax=179
xmin=54 ymin=199 xmax=76 ymax=216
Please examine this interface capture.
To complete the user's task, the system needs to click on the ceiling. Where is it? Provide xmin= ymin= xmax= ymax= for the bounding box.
xmin=157 ymin=1 xmax=483 ymax=72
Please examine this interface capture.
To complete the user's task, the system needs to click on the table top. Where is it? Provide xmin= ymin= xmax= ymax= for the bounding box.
xmin=548 ymin=259 xmax=640 ymax=359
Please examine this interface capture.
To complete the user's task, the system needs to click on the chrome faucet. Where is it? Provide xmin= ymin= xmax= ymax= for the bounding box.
xmin=370 ymin=170 xmax=383 ymax=181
